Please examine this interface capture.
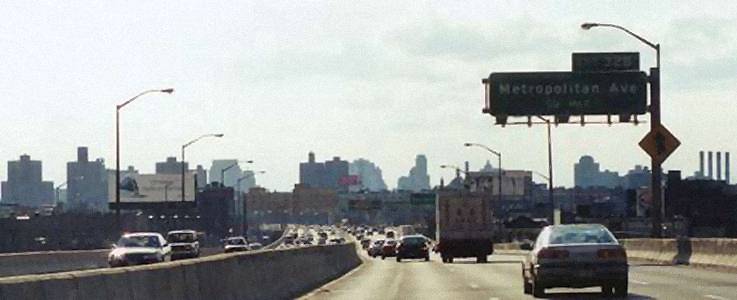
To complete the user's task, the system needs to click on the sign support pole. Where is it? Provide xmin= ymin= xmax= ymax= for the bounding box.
xmin=650 ymin=47 xmax=662 ymax=237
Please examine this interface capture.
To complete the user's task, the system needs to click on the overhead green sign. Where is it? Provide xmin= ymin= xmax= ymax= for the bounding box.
xmin=484 ymin=71 xmax=647 ymax=118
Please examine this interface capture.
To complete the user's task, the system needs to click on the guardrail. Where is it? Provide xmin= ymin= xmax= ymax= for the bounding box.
xmin=0 ymin=243 xmax=362 ymax=300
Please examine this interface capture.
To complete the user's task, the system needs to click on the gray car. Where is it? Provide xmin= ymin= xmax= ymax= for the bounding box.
xmin=521 ymin=224 xmax=628 ymax=298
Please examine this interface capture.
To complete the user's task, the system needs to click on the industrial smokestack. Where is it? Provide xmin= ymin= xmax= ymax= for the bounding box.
xmin=465 ymin=161 xmax=470 ymax=174
xmin=708 ymin=151 xmax=714 ymax=179
xmin=717 ymin=152 xmax=722 ymax=181
xmin=699 ymin=151 xmax=705 ymax=178
xmin=726 ymin=153 xmax=732 ymax=184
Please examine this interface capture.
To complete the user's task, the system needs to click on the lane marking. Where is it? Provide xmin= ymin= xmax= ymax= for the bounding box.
xmin=468 ymin=283 xmax=479 ymax=289
xmin=630 ymin=279 xmax=649 ymax=285
xmin=704 ymin=295 xmax=730 ymax=300
xmin=489 ymin=298 xmax=500 ymax=300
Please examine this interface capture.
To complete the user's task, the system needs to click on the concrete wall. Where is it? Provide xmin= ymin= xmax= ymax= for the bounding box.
xmin=0 ymin=248 xmax=226 ymax=278
xmin=0 ymin=243 xmax=361 ymax=300
xmin=0 ymin=250 xmax=109 ymax=277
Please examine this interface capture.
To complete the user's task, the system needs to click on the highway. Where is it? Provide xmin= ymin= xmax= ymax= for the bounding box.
xmin=302 ymin=250 xmax=737 ymax=300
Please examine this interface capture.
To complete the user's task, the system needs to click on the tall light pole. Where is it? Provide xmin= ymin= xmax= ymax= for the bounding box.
xmin=464 ymin=143 xmax=503 ymax=204
xmin=582 ymin=22 xmax=663 ymax=237
xmin=116 ymin=88 xmax=174 ymax=230
xmin=181 ymin=133 xmax=224 ymax=202
xmin=236 ymin=171 xmax=266 ymax=235
xmin=220 ymin=160 xmax=254 ymax=187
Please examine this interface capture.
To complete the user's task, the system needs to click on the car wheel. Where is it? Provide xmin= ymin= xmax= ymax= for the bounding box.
xmin=448 ymin=257 xmax=454 ymax=263
xmin=476 ymin=255 xmax=487 ymax=263
xmin=424 ymin=255 xmax=429 ymax=262
xmin=532 ymin=279 xmax=545 ymax=298
xmin=396 ymin=257 xmax=401 ymax=262
xmin=381 ymin=255 xmax=385 ymax=260
xmin=613 ymin=280 xmax=628 ymax=297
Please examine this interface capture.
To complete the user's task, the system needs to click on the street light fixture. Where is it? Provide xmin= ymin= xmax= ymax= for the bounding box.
xmin=464 ymin=143 xmax=503 ymax=205
xmin=181 ymin=133 xmax=225 ymax=202
xmin=581 ymin=22 xmax=663 ymax=237
xmin=115 ymin=88 xmax=174 ymax=230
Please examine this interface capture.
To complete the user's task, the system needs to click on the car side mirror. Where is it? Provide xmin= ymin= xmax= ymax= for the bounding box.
xmin=520 ymin=242 xmax=533 ymax=251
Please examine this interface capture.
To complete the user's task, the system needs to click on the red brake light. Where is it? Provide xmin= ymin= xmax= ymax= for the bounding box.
xmin=537 ymin=248 xmax=569 ymax=259
xmin=597 ymin=248 xmax=627 ymax=259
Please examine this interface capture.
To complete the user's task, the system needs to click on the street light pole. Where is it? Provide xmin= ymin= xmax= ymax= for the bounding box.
xmin=115 ymin=88 xmax=173 ymax=231
xmin=536 ymin=116 xmax=556 ymax=224
xmin=464 ymin=143 xmax=503 ymax=204
xmin=181 ymin=133 xmax=224 ymax=203
xmin=582 ymin=22 xmax=663 ymax=237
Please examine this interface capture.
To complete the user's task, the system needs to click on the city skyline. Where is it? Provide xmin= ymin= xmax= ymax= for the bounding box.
xmin=1 ymin=2 xmax=736 ymax=191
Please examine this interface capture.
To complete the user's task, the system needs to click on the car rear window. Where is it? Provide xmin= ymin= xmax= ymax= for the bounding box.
xmin=548 ymin=226 xmax=616 ymax=245
xmin=402 ymin=237 xmax=425 ymax=245
xmin=167 ymin=233 xmax=195 ymax=243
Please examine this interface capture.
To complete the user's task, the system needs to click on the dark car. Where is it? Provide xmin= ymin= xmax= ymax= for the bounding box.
xmin=396 ymin=235 xmax=430 ymax=262
xmin=522 ymin=224 xmax=628 ymax=298
xmin=381 ymin=239 xmax=397 ymax=259
xmin=368 ymin=239 xmax=384 ymax=257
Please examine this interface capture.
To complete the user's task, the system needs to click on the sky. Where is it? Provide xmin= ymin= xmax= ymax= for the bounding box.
xmin=1 ymin=1 xmax=737 ymax=192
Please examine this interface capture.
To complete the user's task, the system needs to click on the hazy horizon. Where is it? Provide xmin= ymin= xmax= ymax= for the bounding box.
xmin=2 ymin=1 xmax=736 ymax=191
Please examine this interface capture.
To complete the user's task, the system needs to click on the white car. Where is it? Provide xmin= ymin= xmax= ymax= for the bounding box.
xmin=108 ymin=232 xmax=171 ymax=267
xmin=224 ymin=236 xmax=250 ymax=253
xmin=522 ymin=224 xmax=628 ymax=298
xmin=167 ymin=230 xmax=200 ymax=260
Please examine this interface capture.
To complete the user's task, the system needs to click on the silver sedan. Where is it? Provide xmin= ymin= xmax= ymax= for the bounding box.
xmin=521 ymin=224 xmax=628 ymax=298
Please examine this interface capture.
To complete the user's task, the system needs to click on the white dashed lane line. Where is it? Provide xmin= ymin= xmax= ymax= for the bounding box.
xmin=704 ymin=295 xmax=730 ymax=300
xmin=629 ymin=279 xmax=649 ymax=285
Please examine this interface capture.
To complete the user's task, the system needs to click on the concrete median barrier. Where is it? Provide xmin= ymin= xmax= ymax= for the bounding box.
xmin=0 ymin=250 xmax=109 ymax=277
xmin=0 ymin=243 xmax=362 ymax=300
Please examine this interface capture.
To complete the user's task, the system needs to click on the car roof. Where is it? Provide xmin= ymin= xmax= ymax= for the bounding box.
xmin=545 ymin=224 xmax=608 ymax=231
xmin=401 ymin=235 xmax=426 ymax=239
xmin=123 ymin=232 xmax=162 ymax=237
xmin=167 ymin=230 xmax=196 ymax=234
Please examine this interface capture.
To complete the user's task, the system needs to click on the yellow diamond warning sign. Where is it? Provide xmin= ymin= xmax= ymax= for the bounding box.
xmin=639 ymin=124 xmax=680 ymax=164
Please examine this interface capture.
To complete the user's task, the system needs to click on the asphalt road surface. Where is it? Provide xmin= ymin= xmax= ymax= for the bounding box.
xmin=302 ymin=250 xmax=737 ymax=300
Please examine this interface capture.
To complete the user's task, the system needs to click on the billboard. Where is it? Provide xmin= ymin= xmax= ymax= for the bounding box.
xmin=485 ymin=71 xmax=647 ymax=117
xmin=107 ymin=173 xmax=195 ymax=204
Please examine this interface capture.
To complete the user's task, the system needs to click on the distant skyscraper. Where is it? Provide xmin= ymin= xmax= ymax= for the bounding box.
xmin=1 ymin=154 xmax=54 ymax=207
xmin=238 ymin=170 xmax=257 ymax=193
xmin=574 ymin=155 xmax=620 ymax=188
xmin=349 ymin=158 xmax=387 ymax=191
xmin=397 ymin=154 xmax=431 ymax=192
xmin=299 ymin=152 xmax=350 ymax=192
xmin=155 ymin=157 xmax=188 ymax=175
xmin=66 ymin=147 xmax=108 ymax=212
xmin=210 ymin=160 xmax=242 ymax=188
xmin=195 ymin=165 xmax=207 ymax=189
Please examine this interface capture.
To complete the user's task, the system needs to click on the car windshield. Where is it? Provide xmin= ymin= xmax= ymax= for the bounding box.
xmin=373 ymin=240 xmax=384 ymax=245
xmin=167 ymin=233 xmax=195 ymax=243
xmin=226 ymin=238 xmax=246 ymax=245
xmin=117 ymin=235 xmax=160 ymax=248
xmin=548 ymin=226 xmax=616 ymax=245
xmin=386 ymin=240 xmax=396 ymax=245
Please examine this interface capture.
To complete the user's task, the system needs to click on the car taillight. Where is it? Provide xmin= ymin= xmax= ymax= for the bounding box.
xmin=597 ymin=248 xmax=627 ymax=259
xmin=537 ymin=248 xmax=569 ymax=259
